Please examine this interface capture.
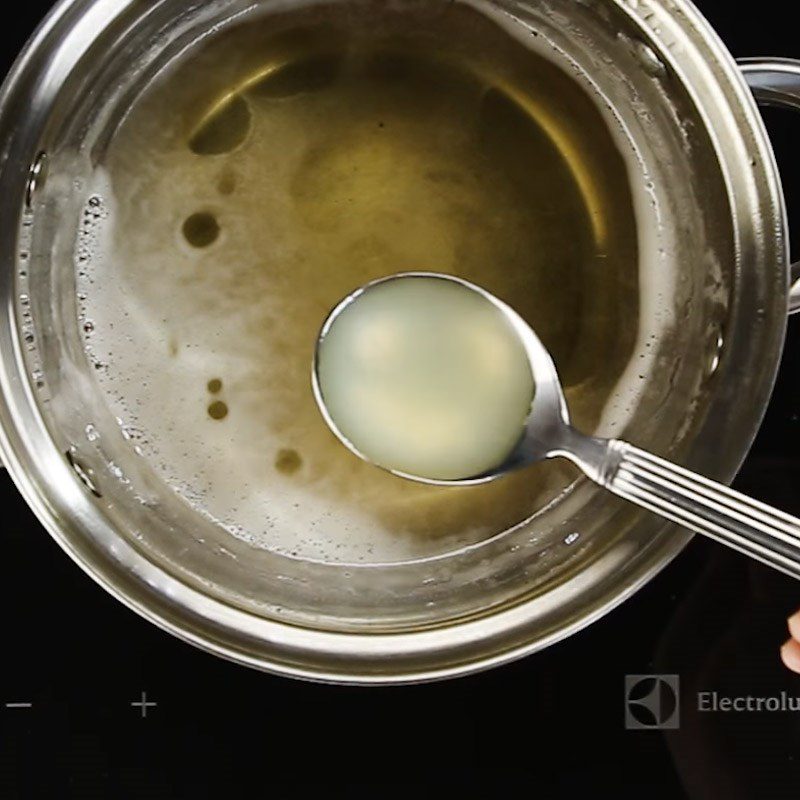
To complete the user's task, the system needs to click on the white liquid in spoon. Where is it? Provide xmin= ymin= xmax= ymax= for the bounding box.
xmin=316 ymin=276 xmax=535 ymax=481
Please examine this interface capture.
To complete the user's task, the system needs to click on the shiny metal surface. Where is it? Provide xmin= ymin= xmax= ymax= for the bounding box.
xmin=739 ymin=58 xmax=800 ymax=313
xmin=0 ymin=0 xmax=794 ymax=683
xmin=605 ymin=443 xmax=800 ymax=579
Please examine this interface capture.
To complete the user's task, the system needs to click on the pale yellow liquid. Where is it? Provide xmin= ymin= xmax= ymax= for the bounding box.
xmin=316 ymin=276 xmax=534 ymax=481
xmin=78 ymin=2 xmax=641 ymax=563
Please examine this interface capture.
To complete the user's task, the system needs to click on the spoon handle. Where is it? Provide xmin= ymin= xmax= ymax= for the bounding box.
xmin=601 ymin=441 xmax=800 ymax=580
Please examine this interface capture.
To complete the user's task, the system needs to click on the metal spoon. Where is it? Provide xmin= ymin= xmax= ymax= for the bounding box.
xmin=313 ymin=272 xmax=800 ymax=580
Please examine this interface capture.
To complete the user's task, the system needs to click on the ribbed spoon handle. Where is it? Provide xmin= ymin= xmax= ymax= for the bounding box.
xmin=599 ymin=441 xmax=800 ymax=580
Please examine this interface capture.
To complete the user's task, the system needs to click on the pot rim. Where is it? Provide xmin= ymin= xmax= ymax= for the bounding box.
xmin=0 ymin=0 xmax=788 ymax=683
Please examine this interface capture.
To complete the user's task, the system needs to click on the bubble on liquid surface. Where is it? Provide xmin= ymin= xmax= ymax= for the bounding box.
xmin=183 ymin=212 xmax=220 ymax=248
xmin=207 ymin=400 xmax=229 ymax=420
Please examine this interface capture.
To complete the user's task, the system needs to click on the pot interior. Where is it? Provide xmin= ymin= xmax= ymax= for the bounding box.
xmin=20 ymin=0 xmax=736 ymax=632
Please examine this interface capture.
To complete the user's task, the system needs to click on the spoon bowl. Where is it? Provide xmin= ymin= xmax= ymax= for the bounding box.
xmin=313 ymin=271 xmax=573 ymax=485
xmin=314 ymin=272 xmax=800 ymax=581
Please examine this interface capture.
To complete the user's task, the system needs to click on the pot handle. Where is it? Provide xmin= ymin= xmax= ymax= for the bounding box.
xmin=738 ymin=58 xmax=800 ymax=314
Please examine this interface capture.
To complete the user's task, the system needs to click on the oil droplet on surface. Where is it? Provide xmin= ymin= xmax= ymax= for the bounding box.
xmin=208 ymin=400 xmax=229 ymax=420
xmin=275 ymin=448 xmax=303 ymax=475
xmin=183 ymin=212 xmax=220 ymax=248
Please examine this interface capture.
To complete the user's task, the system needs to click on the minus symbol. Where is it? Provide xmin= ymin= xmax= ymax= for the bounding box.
xmin=5 ymin=702 xmax=33 ymax=708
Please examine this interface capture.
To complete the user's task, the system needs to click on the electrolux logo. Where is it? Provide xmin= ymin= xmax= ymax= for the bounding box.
xmin=698 ymin=692 xmax=800 ymax=713
xmin=625 ymin=674 xmax=800 ymax=729
xmin=625 ymin=675 xmax=680 ymax=730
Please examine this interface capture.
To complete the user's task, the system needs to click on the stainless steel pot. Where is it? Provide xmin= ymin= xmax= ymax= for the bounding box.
xmin=0 ymin=0 xmax=798 ymax=684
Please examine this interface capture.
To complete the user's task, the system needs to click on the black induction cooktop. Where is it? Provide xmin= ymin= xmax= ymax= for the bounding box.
xmin=1 ymin=2 xmax=799 ymax=797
